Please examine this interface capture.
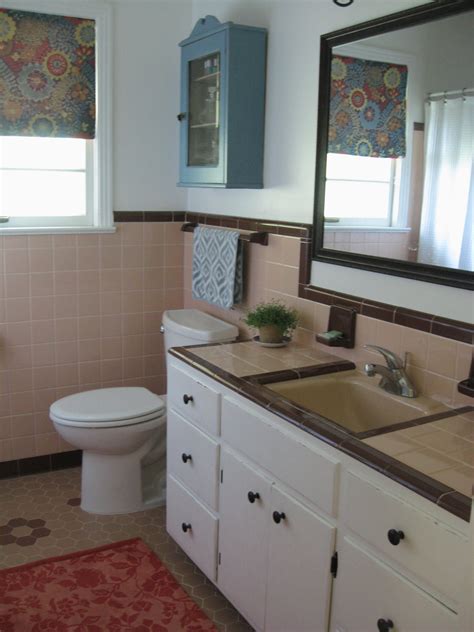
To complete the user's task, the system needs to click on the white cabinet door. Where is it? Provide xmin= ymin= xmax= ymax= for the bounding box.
xmin=266 ymin=485 xmax=336 ymax=632
xmin=218 ymin=448 xmax=272 ymax=632
xmin=330 ymin=537 xmax=459 ymax=632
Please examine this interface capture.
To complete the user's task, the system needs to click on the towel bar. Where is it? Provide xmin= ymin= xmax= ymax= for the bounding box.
xmin=181 ymin=222 xmax=269 ymax=245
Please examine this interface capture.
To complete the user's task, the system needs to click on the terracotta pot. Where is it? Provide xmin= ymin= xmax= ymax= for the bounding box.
xmin=258 ymin=325 xmax=284 ymax=344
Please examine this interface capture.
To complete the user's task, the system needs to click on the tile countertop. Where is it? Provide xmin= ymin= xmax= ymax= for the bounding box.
xmin=170 ymin=341 xmax=474 ymax=522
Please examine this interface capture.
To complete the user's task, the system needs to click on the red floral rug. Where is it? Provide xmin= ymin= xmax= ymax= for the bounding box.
xmin=0 ymin=538 xmax=217 ymax=631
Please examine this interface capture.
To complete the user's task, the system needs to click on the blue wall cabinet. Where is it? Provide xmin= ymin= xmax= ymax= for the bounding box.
xmin=178 ymin=16 xmax=267 ymax=189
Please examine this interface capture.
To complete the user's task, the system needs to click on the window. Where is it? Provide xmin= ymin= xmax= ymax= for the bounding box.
xmin=0 ymin=2 xmax=112 ymax=233
xmin=324 ymin=153 xmax=402 ymax=226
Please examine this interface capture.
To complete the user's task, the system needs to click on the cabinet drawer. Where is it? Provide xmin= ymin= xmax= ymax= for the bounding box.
xmin=340 ymin=471 xmax=467 ymax=604
xmin=168 ymin=363 xmax=220 ymax=436
xmin=167 ymin=409 xmax=219 ymax=510
xmin=331 ymin=537 xmax=459 ymax=632
xmin=222 ymin=397 xmax=339 ymax=517
xmin=166 ymin=474 xmax=218 ymax=582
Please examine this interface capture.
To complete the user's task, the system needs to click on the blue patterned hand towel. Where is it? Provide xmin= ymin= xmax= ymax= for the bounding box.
xmin=192 ymin=227 xmax=243 ymax=309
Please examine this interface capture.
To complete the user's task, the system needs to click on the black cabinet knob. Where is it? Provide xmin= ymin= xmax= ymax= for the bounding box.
xmin=181 ymin=453 xmax=192 ymax=464
xmin=177 ymin=112 xmax=187 ymax=121
xmin=181 ymin=522 xmax=192 ymax=533
xmin=387 ymin=529 xmax=405 ymax=546
xmin=272 ymin=511 xmax=286 ymax=524
xmin=247 ymin=491 xmax=260 ymax=504
xmin=183 ymin=394 xmax=194 ymax=405
xmin=377 ymin=618 xmax=394 ymax=632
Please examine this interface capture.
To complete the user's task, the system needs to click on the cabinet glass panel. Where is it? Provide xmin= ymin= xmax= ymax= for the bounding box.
xmin=188 ymin=53 xmax=220 ymax=167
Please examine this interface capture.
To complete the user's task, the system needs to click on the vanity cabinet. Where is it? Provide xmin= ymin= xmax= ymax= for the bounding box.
xmin=166 ymin=357 xmax=471 ymax=632
xmin=178 ymin=16 xmax=266 ymax=188
xmin=218 ymin=447 xmax=336 ymax=632
xmin=330 ymin=537 xmax=459 ymax=632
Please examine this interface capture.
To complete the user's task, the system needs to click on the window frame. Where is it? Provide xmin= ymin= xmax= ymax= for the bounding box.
xmin=0 ymin=0 xmax=113 ymax=234
xmin=324 ymin=154 xmax=401 ymax=227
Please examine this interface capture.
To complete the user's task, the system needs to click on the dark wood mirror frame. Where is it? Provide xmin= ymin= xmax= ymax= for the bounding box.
xmin=313 ymin=0 xmax=474 ymax=291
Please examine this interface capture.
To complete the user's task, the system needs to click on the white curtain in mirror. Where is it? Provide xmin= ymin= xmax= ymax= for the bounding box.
xmin=418 ymin=95 xmax=474 ymax=270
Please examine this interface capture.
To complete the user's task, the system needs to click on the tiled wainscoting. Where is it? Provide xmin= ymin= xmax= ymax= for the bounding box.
xmin=323 ymin=228 xmax=411 ymax=260
xmin=184 ymin=231 xmax=472 ymax=410
xmin=0 ymin=222 xmax=184 ymax=463
xmin=0 ymin=211 xmax=472 ymax=466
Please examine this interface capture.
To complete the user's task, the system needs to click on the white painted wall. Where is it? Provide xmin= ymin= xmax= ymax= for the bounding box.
xmin=112 ymin=0 xmax=191 ymax=211
xmin=186 ymin=0 xmax=473 ymax=322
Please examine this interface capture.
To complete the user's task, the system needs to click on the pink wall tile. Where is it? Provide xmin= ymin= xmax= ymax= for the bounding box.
xmin=0 ymin=222 xmax=183 ymax=462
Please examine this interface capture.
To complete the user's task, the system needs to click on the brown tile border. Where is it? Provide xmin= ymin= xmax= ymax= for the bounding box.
xmin=113 ymin=211 xmax=185 ymax=223
xmin=170 ymin=346 xmax=472 ymax=521
xmin=0 ymin=450 xmax=82 ymax=480
xmin=357 ymin=406 xmax=474 ymax=440
xmin=245 ymin=359 xmax=355 ymax=384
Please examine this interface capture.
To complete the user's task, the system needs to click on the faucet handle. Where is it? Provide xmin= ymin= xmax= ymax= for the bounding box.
xmin=364 ymin=345 xmax=404 ymax=370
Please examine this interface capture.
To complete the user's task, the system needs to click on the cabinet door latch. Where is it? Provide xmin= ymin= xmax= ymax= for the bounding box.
xmin=330 ymin=551 xmax=338 ymax=578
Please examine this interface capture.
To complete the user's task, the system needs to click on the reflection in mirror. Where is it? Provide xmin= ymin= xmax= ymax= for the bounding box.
xmin=316 ymin=3 xmax=474 ymax=284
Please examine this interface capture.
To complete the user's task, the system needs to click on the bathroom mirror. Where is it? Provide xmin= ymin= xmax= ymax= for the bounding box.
xmin=313 ymin=0 xmax=474 ymax=290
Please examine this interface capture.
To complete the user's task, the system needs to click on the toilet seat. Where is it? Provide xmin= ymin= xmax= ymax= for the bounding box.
xmin=50 ymin=387 xmax=165 ymax=429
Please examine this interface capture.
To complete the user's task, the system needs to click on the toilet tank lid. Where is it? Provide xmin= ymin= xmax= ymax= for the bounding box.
xmin=163 ymin=309 xmax=238 ymax=342
xmin=50 ymin=387 xmax=165 ymax=423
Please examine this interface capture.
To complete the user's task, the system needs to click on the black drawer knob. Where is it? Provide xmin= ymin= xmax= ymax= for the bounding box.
xmin=377 ymin=618 xmax=394 ymax=632
xmin=387 ymin=529 xmax=405 ymax=546
xmin=183 ymin=394 xmax=194 ymax=405
xmin=181 ymin=522 xmax=192 ymax=533
xmin=247 ymin=491 xmax=260 ymax=504
xmin=177 ymin=112 xmax=187 ymax=121
xmin=181 ymin=453 xmax=192 ymax=464
xmin=272 ymin=511 xmax=286 ymax=524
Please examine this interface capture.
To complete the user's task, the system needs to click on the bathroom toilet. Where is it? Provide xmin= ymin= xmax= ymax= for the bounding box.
xmin=50 ymin=309 xmax=238 ymax=515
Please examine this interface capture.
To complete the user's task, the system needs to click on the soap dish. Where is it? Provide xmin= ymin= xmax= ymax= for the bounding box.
xmin=252 ymin=335 xmax=290 ymax=348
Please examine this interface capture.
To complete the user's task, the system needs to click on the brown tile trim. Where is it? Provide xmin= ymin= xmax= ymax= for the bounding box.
xmin=244 ymin=360 xmax=355 ymax=384
xmin=170 ymin=346 xmax=472 ymax=522
xmin=437 ymin=491 xmax=472 ymax=520
xmin=113 ymin=210 xmax=311 ymax=238
xmin=299 ymin=282 xmax=473 ymax=343
xmin=357 ymin=406 xmax=474 ymax=440
xmin=0 ymin=450 xmax=82 ymax=480
xmin=113 ymin=211 xmax=185 ymax=223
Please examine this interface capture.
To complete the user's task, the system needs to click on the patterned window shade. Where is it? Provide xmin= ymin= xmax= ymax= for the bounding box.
xmin=328 ymin=55 xmax=407 ymax=158
xmin=0 ymin=8 xmax=95 ymax=139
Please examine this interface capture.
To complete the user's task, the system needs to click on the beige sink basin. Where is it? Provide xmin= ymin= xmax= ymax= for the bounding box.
xmin=267 ymin=370 xmax=448 ymax=435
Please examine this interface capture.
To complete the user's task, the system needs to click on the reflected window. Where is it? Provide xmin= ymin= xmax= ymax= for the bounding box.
xmin=324 ymin=154 xmax=401 ymax=226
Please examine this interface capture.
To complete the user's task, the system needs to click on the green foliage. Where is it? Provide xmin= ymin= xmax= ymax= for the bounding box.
xmin=243 ymin=300 xmax=299 ymax=336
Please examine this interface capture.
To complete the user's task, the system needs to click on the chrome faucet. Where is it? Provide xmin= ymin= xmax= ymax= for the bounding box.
xmin=363 ymin=345 xmax=417 ymax=398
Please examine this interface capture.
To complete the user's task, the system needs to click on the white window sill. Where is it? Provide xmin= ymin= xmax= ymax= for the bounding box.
xmin=324 ymin=226 xmax=411 ymax=233
xmin=0 ymin=225 xmax=116 ymax=236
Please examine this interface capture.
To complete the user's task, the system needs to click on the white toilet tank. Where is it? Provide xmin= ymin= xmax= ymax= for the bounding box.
xmin=162 ymin=309 xmax=239 ymax=356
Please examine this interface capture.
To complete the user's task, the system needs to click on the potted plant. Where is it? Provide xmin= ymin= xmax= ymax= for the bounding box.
xmin=244 ymin=300 xmax=299 ymax=344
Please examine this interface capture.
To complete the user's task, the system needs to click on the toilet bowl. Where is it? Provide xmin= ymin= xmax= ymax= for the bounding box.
xmin=50 ymin=309 xmax=238 ymax=515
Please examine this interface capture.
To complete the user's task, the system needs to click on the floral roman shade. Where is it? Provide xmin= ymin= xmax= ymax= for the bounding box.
xmin=328 ymin=55 xmax=407 ymax=158
xmin=0 ymin=8 xmax=95 ymax=138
